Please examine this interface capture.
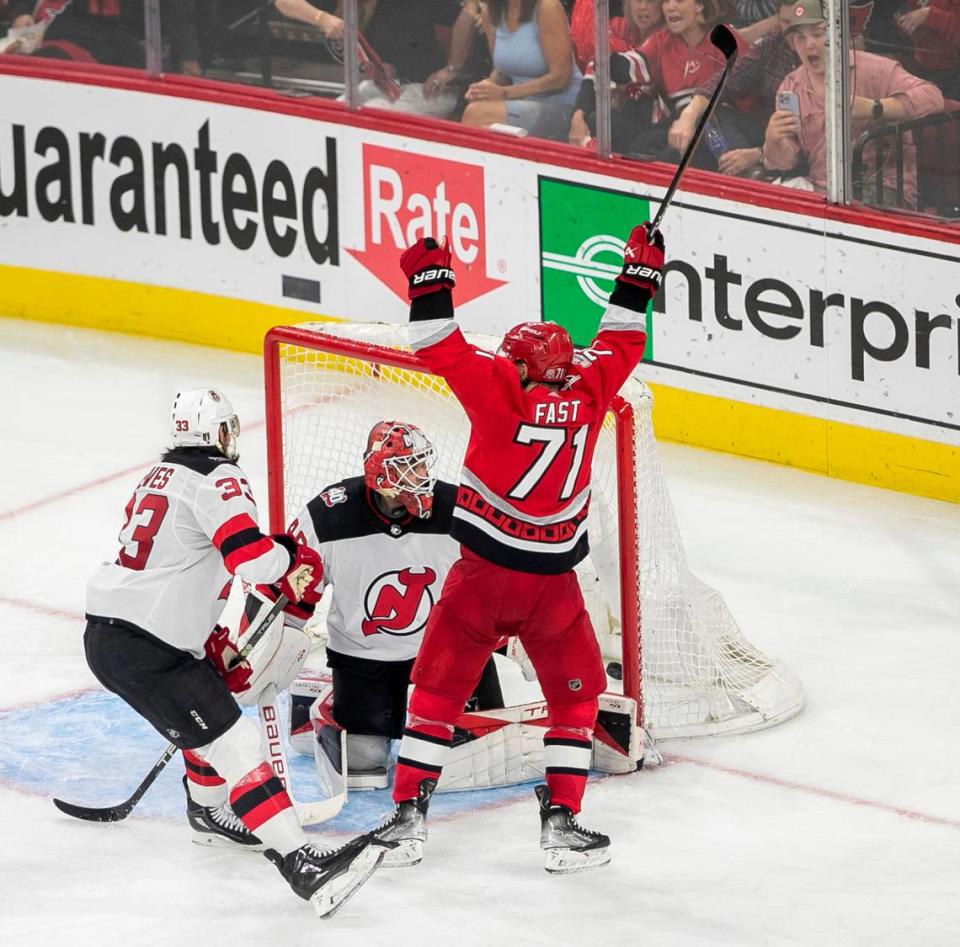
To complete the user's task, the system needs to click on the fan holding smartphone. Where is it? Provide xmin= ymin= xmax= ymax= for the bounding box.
xmin=776 ymin=90 xmax=801 ymax=117
xmin=761 ymin=0 xmax=943 ymax=207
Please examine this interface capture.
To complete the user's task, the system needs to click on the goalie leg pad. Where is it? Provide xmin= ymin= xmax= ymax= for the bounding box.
xmin=345 ymin=733 xmax=391 ymax=790
xmin=437 ymin=701 xmax=550 ymax=792
xmin=196 ymin=714 xmax=305 ymax=855
xmin=592 ymin=693 xmax=653 ymax=773
xmin=235 ymin=603 xmax=312 ymax=708
xmin=289 ymin=671 xmax=331 ymax=757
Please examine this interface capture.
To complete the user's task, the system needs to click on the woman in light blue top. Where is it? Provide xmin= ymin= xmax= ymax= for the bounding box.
xmin=463 ymin=0 xmax=582 ymax=141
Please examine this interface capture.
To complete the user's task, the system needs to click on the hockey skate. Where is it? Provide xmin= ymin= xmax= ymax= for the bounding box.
xmin=535 ymin=784 xmax=611 ymax=874
xmin=183 ymin=777 xmax=264 ymax=850
xmin=266 ymin=834 xmax=390 ymax=918
xmin=371 ymin=777 xmax=436 ymax=867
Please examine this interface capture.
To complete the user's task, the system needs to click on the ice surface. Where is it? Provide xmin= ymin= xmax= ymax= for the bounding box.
xmin=1 ymin=318 xmax=958 ymax=945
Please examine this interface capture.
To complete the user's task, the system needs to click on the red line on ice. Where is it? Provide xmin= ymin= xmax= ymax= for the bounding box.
xmin=664 ymin=753 xmax=960 ymax=831
xmin=0 ymin=463 xmax=148 ymax=522
xmin=0 ymin=594 xmax=83 ymax=623
xmin=0 ymin=419 xmax=265 ymax=522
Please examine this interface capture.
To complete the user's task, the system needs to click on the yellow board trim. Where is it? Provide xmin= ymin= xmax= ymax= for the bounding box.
xmin=0 ymin=263 xmax=337 ymax=354
xmin=2 ymin=263 xmax=957 ymax=504
xmin=650 ymin=383 xmax=960 ymax=504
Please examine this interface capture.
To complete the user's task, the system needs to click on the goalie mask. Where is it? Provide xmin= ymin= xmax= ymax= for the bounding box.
xmin=498 ymin=322 xmax=573 ymax=384
xmin=171 ymin=388 xmax=240 ymax=461
xmin=363 ymin=420 xmax=437 ymax=518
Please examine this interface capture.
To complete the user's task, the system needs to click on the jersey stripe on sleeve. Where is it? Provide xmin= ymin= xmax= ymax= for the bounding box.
xmin=212 ymin=513 xmax=277 ymax=574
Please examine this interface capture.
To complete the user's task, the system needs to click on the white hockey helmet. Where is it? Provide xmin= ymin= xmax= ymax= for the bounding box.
xmin=171 ymin=388 xmax=240 ymax=461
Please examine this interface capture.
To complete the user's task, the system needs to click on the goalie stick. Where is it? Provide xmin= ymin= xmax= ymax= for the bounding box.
xmin=52 ymin=594 xmax=290 ymax=823
xmin=257 ymin=683 xmax=346 ymax=826
xmin=649 ymin=24 xmax=739 ymax=234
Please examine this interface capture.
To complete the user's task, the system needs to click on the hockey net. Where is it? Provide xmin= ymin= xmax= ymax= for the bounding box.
xmin=264 ymin=322 xmax=804 ymax=740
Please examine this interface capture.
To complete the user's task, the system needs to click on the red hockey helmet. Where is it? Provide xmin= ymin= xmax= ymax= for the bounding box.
xmin=363 ymin=420 xmax=437 ymax=518
xmin=498 ymin=322 xmax=573 ymax=384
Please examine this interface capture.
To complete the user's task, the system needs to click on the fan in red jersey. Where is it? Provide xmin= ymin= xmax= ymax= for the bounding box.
xmin=83 ymin=387 xmax=388 ymax=917
xmin=363 ymin=224 xmax=666 ymax=875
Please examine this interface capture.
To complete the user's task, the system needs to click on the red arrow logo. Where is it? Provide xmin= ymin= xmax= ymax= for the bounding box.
xmin=348 ymin=144 xmax=506 ymax=306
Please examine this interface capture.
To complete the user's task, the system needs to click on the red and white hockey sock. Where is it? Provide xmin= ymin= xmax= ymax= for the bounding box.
xmin=543 ymin=698 xmax=598 ymax=813
xmin=544 ymin=726 xmax=593 ymax=814
xmin=393 ymin=688 xmax=460 ymax=803
xmin=229 ymin=762 xmax=304 ymax=855
xmin=197 ymin=716 xmax=306 ymax=855
xmin=182 ymin=749 xmax=227 ymax=808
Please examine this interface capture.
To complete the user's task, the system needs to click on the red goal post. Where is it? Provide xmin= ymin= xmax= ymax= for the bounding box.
xmin=264 ymin=321 xmax=803 ymax=741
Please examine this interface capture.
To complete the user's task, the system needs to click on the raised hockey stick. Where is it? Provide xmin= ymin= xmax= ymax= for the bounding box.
xmin=649 ymin=24 xmax=739 ymax=235
xmin=257 ymin=683 xmax=347 ymax=826
xmin=52 ymin=594 xmax=290 ymax=823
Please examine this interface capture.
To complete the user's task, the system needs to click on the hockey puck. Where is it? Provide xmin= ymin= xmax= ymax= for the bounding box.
xmin=606 ymin=661 xmax=623 ymax=681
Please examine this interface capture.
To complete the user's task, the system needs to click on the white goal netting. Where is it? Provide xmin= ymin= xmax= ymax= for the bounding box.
xmin=265 ymin=321 xmax=803 ymax=740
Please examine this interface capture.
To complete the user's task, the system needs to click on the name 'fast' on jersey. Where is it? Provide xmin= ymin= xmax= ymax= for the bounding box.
xmin=407 ymin=305 xmax=647 ymax=575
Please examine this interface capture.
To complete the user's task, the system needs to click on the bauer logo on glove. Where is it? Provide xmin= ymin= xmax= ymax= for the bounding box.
xmin=621 ymin=263 xmax=663 ymax=290
xmin=411 ymin=266 xmax=456 ymax=289
xmin=399 ymin=237 xmax=456 ymax=299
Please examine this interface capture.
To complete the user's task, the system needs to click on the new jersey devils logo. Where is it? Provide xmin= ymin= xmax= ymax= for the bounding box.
xmin=361 ymin=567 xmax=438 ymax=637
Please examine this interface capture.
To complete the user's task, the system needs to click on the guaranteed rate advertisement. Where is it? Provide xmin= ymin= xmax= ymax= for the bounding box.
xmin=539 ymin=177 xmax=960 ymax=445
xmin=0 ymin=76 xmax=342 ymax=313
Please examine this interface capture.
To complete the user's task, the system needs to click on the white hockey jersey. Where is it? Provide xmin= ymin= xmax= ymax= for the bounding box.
xmin=86 ymin=449 xmax=293 ymax=657
xmin=287 ymin=477 xmax=459 ymax=662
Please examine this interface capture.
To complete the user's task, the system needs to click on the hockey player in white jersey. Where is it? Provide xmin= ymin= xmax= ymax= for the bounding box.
xmin=83 ymin=388 xmax=389 ymax=918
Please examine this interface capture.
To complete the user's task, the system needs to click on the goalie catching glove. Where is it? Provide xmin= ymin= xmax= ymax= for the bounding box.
xmin=399 ymin=238 xmax=455 ymax=299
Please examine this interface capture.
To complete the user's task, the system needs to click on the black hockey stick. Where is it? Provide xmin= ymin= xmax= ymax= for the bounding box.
xmin=52 ymin=594 xmax=289 ymax=822
xmin=649 ymin=24 xmax=739 ymax=235
xmin=52 ymin=741 xmax=179 ymax=822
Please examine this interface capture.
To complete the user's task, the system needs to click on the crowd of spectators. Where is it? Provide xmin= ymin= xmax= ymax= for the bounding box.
xmin=2 ymin=0 xmax=956 ymax=214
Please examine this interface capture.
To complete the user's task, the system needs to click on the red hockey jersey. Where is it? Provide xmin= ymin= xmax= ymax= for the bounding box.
xmin=624 ymin=25 xmax=746 ymax=117
xmin=411 ymin=306 xmax=647 ymax=574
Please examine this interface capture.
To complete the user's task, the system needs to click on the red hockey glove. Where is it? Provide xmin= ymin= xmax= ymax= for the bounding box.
xmin=205 ymin=624 xmax=252 ymax=694
xmin=277 ymin=540 xmax=324 ymax=603
xmin=617 ymin=222 xmax=665 ymax=294
xmin=399 ymin=237 xmax=456 ymax=299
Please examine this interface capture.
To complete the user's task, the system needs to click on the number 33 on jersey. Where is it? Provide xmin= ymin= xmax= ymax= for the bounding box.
xmin=87 ymin=449 xmax=290 ymax=657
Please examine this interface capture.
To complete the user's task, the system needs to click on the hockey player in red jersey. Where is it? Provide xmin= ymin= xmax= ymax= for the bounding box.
xmin=370 ymin=222 xmax=666 ymax=874
xmin=83 ymin=388 xmax=389 ymax=917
